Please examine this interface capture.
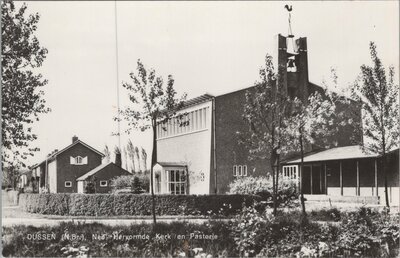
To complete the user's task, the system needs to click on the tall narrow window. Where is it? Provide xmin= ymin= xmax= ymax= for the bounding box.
xmin=199 ymin=109 xmax=203 ymax=129
xmin=203 ymin=108 xmax=207 ymax=128
xmin=190 ymin=111 xmax=194 ymax=131
xmin=233 ymin=165 xmax=237 ymax=176
xmin=238 ymin=165 xmax=243 ymax=176
xmin=194 ymin=110 xmax=198 ymax=130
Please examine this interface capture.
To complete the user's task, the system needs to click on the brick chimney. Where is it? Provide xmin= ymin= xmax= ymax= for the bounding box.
xmin=72 ymin=135 xmax=79 ymax=143
xmin=115 ymin=152 xmax=122 ymax=167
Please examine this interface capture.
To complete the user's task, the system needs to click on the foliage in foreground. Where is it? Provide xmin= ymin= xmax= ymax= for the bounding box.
xmin=2 ymin=207 xmax=398 ymax=257
xmin=2 ymin=221 xmax=234 ymax=257
xmin=232 ymin=206 xmax=399 ymax=257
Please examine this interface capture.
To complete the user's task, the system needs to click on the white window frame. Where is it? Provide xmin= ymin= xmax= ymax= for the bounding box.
xmin=282 ymin=165 xmax=298 ymax=180
xmin=99 ymin=180 xmax=108 ymax=187
xmin=166 ymin=169 xmax=186 ymax=195
xmin=65 ymin=181 xmax=72 ymax=187
xmin=75 ymin=156 xmax=83 ymax=164
xmin=234 ymin=164 xmax=248 ymax=177
xmin=238 ymin=165 xmax=243 ymax=176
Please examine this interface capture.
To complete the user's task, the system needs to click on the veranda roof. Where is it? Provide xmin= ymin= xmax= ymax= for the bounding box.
xmin=284 ymin=145 xmax=380 ymax=164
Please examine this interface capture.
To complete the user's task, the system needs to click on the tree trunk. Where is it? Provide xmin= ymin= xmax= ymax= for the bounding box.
xmin=150 ymin=120 xmax=157 ymax=224
xmin=271 ymin=151 xmax=278 ymax=216
xmin=383 ymin=152 xmax=390 ymax=208
xmin=276 ymin=153 xmax=281 ymax=213
xmin=299 ymin=132 xmax=306 ymax=216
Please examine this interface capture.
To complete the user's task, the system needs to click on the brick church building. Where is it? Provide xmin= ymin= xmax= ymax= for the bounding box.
xmin=153 ymin=33 xmax=364 ymax=195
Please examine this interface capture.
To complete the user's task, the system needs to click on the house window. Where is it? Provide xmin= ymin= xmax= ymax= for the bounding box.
xmin=100 ymin=180 xmax=108 ymax=187
xmin=233 ymin=165 xmax=248 ymax=177
xmin=166 ymin=170 xmax=186 ymax=195
xmin=65 ymin=181 xmax=72 ymax=187
xmin=76 ymin=156 xmax=83 ymax=164
xmin=70 ymin=156 xmax=88 ymax=165
xmin=282 ymin=165 xmax=298 ymax=180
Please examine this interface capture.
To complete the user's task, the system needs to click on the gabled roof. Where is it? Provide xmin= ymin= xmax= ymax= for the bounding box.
xmin=155 ymin=162 xmax=187 ymax=168
xmin=32 ymin=139 xmax=104 ymax=169
xmin=283 ymin=145 xmax=380 ymax=164
xmin=76 ymin=162 xmax=129 ymax=181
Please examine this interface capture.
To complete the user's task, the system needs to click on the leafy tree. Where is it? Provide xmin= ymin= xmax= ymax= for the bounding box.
xmin=242 ymin=54 xmax=293 ymax=216
xmin=1 ymin=0 xmax=50 ymax=168
xmin=103 ymin=145 xmax=111 ymax=163
xmin=284 ymin=92 xmax=336 ymax=215
xmin=141 ymin=147 xmax=148 ymax=172
xmin=126 ymin=139 xmax=136 ymax=172
xmin=134 ymin=146 xmax=141 ymax=172
xmin=118 ymin=59 xmax=186 ymax=224
xmin=131 ymin=176 xmax=142 ymax=194
xmin=85 ymin=176 xmax=96 ymax=194
xmin=351 ymin=42 xmax=399 ymax=207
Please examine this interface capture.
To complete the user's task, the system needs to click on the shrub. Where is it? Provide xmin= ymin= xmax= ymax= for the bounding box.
xmin=230 ymin=206 xmax=399 ymax=257
xmin=18 ymin=193 xmax=260 ymax=217
xmin=310 ymin=208 xmax=341 ymax=221
xmin=228 ymin=176 xmax=299 ymax=207
xmin=111 ymin=174 xmax=149 ymax=193
xmin=19 ymin=193 xmax=69 ymax=215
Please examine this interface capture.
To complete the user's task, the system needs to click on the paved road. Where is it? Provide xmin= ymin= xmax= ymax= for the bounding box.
xmin=2 ymin=217 xmax=222 ymax=227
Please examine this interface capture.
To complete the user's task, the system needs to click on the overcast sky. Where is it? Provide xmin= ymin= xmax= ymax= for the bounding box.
xmin=19 ymin=1 xmax=399 ymax=166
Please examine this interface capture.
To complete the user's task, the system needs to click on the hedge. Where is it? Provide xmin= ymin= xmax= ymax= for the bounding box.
xmin=5 ymin=190 xmax=19 ymax=205
xmin=18 ymin=193 xmax=260 ymax=216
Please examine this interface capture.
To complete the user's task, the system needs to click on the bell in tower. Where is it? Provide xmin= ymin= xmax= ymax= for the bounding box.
xmin=273 ymin=6 xmax=309 ymax=102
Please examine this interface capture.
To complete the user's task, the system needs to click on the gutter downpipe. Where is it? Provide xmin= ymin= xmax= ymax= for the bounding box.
xmin=212 ymin=97 xmax=217 ymax=194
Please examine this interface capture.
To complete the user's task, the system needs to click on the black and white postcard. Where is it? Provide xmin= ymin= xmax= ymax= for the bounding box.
xmin=1 ymin=1 xmax=399 ymax=257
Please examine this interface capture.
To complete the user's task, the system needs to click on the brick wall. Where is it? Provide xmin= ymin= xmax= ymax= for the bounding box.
xmin=56 ymin=143 xmax=102 ymax=193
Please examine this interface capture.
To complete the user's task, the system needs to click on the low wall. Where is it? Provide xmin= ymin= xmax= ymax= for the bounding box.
xmin=305 ymin=193 xmax=379 ymax=204
xmin=327 ymin=186 xmax=399 ymax=205
xmin=19 ymin=193 xmax=260 ymax=216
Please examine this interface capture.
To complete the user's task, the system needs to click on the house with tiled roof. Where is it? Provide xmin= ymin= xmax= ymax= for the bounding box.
xmin=30 ymin=136 xmax=130 ymax=193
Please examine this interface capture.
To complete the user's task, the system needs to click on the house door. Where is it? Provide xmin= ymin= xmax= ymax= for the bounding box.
xmin=312 ymin=165 xmax=322 ymax=194
xmin=302 ymin=164 xmax=323 ymax=194
xmin=302 ymin=166 xmax=312 ymax=194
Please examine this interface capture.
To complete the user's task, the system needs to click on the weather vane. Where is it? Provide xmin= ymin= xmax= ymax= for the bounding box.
xmin=284 ymin=5 xmax=294 ymax=38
